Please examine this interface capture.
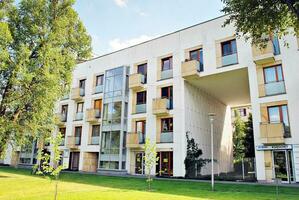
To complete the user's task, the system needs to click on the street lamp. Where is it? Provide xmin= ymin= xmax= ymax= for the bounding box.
xmin=208 ymin=113 xmax=216 ymax=191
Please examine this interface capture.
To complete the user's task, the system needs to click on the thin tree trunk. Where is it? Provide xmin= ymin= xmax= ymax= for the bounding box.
xmin=54 ymin=179 xmax=58 ymax=200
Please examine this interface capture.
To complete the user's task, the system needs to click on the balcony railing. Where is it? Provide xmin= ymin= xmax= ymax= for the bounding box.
xmin=86 ymin=109 xmax=101 ymax=122
xmin=75 ymin=112 xmax=83 ymax=121
xmin=161 ymin=69 xmax=173 ymax=80
xmin=159 ymin=131 xmax=173 ymax=143
xmin=67 ymin=136 xmax=81 ymax=148
xmin=94 ymin=85 xmax=103 ymax=94
xmin=260 ymin=122 xmax=286 ymax=144
xmin=126 ymin=132 xmax=145 ymax=148
xmin=181 ymin=60 xmax=202 ymax=79
xmin=129 ymin=73 xmax=145 ymax=90
xmin=152 ymin=98 xmax=171 ymax=116
xmin=222 ymin=53 xmax=238 ymax=66
xmin=259 ymin=81 xmax=286 ymax=97
xmin=90 ymin=136 xmax=100 ymax=145
xmin=56 ymin=113 xmax=67 ymax=124
xmin=71 ymin=87 xmax=85 ymax=100
xmin=252 ymin=40 xmax=278 ymax=65
xmin=61 ymin=93 xmax=69 ymax=100
xmin=135 ymin=103 xmax=146 ymax=113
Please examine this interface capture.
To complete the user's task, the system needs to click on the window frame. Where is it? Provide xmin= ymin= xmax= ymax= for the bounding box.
xmin=221 ymin=39 xmax=237 ymax=57
xmin=161 ymin=56 xmax=173 ymax=71
xmin=76 ymin=102 xmax=84 ymax=113
xmin=96 ymin=74 xmax=104 ymax=86
xmin=161 ymin=118 xmax=173 ymax=133
xmin=136 ymin=91 xmax=147 ymax=105
xmin=263 ymin=65 xmax=284 ymax=84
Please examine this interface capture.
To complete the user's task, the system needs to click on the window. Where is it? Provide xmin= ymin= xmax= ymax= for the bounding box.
xmin=263 ymin=65 xmax=285 ymax=96
xmin=272 ymin=36 xmax=280 ymax=55
xmin=103 ymin=102 xmax=122 ymax=125
xmin=91 ymin=125 xmax=101 ymax=145
xmin=61 ymin=105 xmax=68 ymax=122
xmin=79 ymin=79 xmax=86 ymax=89
xmin=137 ymin=63 xmax=147 ymax=83
xmin=161 ymin=118 xmax=173 ymax=132
xmin=74 ymin=126 xmax=82 ymax=145
xmin=161 ymin=86 xmax=173 ymax=109
xmin=268 ymin=105 xmax=290 ymax=136
xmin=94 ymin=99 xmax=102 ymax=118
xmin=189 ymin=48 xmax=204 ymax=71
xmin=136 ymin=121 xmax=146 ymax=144
xmin=96 ymin=75 xmax=104 ymax=86
xmin=136 ymin=91 xmax=146 ymax=105
xmin=59 ymin=128 xmax=66 ymax=146
xmin=161 ymin=57 xmax=173 ymax=71
xmin=221 ymin=40 xmax=237 ymax=56
xmin=76 ymin=102 xmax=84 ymax=113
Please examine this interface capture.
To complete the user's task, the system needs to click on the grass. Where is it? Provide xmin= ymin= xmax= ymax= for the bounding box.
xmin=0 ymin=167 xmax=298 ymax=200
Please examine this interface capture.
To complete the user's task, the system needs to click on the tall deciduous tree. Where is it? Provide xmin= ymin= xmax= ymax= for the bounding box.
xmin=0 ymin=0 xmax=91 ymax=155
xmin=233 ymin=110 xmax=246 ymax=162
xmin=222 ymin=0 xmax=299 ymax=45
xmin=244 ymin=114 xmax=255 ymax=158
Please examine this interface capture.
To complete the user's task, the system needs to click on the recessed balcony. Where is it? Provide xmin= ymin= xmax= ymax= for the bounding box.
xmin=129 ymin=73 xmax=145 ymax=90
xmin=258 ymin=81 xmax=286 ymax=97
xmin=86 ymin=109 xmax=101 ymax=123
xmin=252 ymin=41 xmax=275 ymax=65
xmin=260 ymin=122 xmax=285 ymax=144
xmin=71 ymin=87 xmax=85 ymax=101
xmin=181 ymin=60 xmax=201 ymax=79
xmin=126 ymin=132 xmax=145 ymax=148
xmin=67 ymin=136 xmax=81 ymax=149
xmin=152 ymin=98 xmax=171 ymax=116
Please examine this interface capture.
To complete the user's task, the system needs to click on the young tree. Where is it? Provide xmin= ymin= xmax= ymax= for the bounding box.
xmin=143 ymin=138 xmax=158 ymax=191
xmin=33 ymin=132 xmax=64 ymax=200
xmin=233 ymin=110 xmax=246 ymax=162
xmin=0 ymin=0 xmax=91 ymax=155
xmin=222 ymin=0 xmax=299 ymax=46
xmin=244 ymin=114 xmax=255 ymax=158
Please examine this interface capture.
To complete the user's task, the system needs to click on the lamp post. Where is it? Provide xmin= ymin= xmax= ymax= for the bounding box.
xmin=208 ymin=113 xmax=216 ymax=191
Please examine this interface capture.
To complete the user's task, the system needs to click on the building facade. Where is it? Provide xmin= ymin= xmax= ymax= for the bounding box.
xmin=3 ymin=15 xmax=299 ymax=183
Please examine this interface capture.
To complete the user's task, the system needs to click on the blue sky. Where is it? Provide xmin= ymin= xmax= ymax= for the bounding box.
xmin=74 ymin=0 xmax=224 ymax=56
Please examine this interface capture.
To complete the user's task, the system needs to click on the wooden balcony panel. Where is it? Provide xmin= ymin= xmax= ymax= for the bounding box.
xmin=129 ymin=73 xmax=145 ymax=90
xmin=252 ymin=41 xmax=275 ymax=65
xmin=260 ymin=123 xmax=285 ymax=144
xmin=181 ymin=60 xmax=201 ymax=79
xmin=152 ymin=98 xmax=170 ymax=116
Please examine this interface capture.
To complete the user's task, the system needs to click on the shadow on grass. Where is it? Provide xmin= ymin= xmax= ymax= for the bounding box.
xmin=1 ymin=166 xmax=299 ymax=200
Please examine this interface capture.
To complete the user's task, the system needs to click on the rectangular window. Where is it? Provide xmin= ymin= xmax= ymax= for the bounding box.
xmin=92 ymin=125 xmax=101 ymax=137
xmin=79 ymin=79 xmax=86 ymax=89
xmin=161 ymin=86 xmax=173 ymax=109
xmin=96 ymin=75 xmax=104 ymax=86
xmin=264 ymin=65 xmax=284 ymax=83
xmin=221 ymin=40 xmax=237 ymax=56
xmin=136 ymin=91 xmax=146 ymax=105
xmin=74 ymin=126 xmax=82 ymax=145
xmin=137 ymin=63 xmax=147 ymax=83
xmin=61 ymin=105 xmax=68 ymax=121
xmin=76 ymin=102 xmax=84 ymax=113
xmin=189 ymin=48 xmax=204 ymax=71
xmin=268 ymin=105 xmax=290 ymax=136
xmin=161 ymin=118 xmax=173 ymax=132
xmin=272 ymin=36 xmax=280 ymax=55
xmin=59 ymin=127 xmax=66 ymax=146
xmin=94 ymin=99 xmax=102 ymax=118
xmin=161 ymin=57 xmax=173 ymax=71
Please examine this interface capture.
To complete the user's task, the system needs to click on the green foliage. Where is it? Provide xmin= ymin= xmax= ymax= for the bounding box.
xmin=233 ymin=110 xmax=246 ymax=162
xmin=222 ymin=0 xmax=299 ymax=46
xmin=184 ymin=132 xmax=210 ymax=178
xmin=143 ymin=138 xmax=158 ymax=191
xmin=0 ymin=0 xmax=92 ymax=154
xmin=244 ymin=113 xmax=255 ymax=158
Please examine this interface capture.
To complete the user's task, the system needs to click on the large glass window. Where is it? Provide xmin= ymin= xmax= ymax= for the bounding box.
xmin=189 ymin=48 xmax=204 ymax=71
xmin=137 ymin=63 xmax=147 ymax=83
xmin=136 ymin=91 xmax=146 ymax=105
xmin=61 ymin=105 xmax=68 ymax=122
xmin=221 ymin=40 xmax=237 ymax=56
xmin=103 ymin=102 xmax=122 ymax=125
xmin=161 ymin=118 xmax=173 ymax=132
xmin=100 ymin=131 xmax=121 ymax=169
xmin=74 ymin=126 xmax=82 ymax=145
xmin=268 ymin=105 xmax=290 ymax=136
xmin=263 ymin=65 xmax=285 ymax=96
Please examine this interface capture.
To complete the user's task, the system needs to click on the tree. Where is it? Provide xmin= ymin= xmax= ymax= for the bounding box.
xmin=143 ymin=138 xmax=158 ymax=191
xmin=232 ymin=110 xmax=246 ymax=162
xmin=222 ymin=0 xmax=299 ymax=46
xmin=244 ymin=113 xmax=255 ymax=158
xmin=0 ymin=0 xmax=92 ymax=155
xmin=33 ymin=132 xmax=64 ymax=200
xmin=184 ymin=132 xmax=210 ymax=178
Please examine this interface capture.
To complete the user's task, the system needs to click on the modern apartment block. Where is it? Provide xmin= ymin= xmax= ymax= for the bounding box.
xmin=3 ymin=15 xmax=299 ymax=183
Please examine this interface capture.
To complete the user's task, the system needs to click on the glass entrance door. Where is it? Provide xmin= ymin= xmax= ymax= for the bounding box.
xmin=135 ymin=152 xmax=144 ymax=175
xmin=273 ymin=150 xmax=294 ymax=183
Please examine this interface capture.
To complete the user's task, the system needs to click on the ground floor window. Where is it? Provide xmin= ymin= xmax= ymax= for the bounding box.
xmin=156 ymin=151 xmax=173 ymax=177
xmin=273 ymin=150 xmax=294 ymax=183
xmin=135 ymin=152 xmax=145 ymax=175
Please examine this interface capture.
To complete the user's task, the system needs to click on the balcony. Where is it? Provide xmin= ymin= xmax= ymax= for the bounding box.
xmin=158 ymin=132 xmax=173 ymax=143
xmin=94 ymin=85 xmax=103 ymax=94
xmin=260 ymin=123 xmax=286 ymax=144
xmin=67 ymin=136 xmax=81 ymax=149
xmin=90 ymin=136 xmax=100 ymax=145
xmin=56 ymin=113 xmax=67 ymax=125
xmin=126 ymin=132 xmax=145 ymax=148
xmin=161 ymin=69 xmax=173 ymax=80
xmin=252 ymin=41 xmax=276 ymax=65
xmin=86 ymin=109 xmax=101 ymax=123
xmin=181 ymin=60 xmax=202 ymax=79
xmin=71 ymin=87 xmax=85 ymax=101
xmin=222 ymin=53 xmax=238 ymax=66
xmin=61 ymin=93 xmax=69 ymax=100
xmin=152 ymin=98 xmax=171 ymax=116
xmin=129 ymin=73 xmax=145 ymax=90
xmin=135 ymin=103 xmax=146 ymax=114
xmin=75 ymin=112 xmax=83 ymax=121
xmin=258 ymin=81 xmax=286 ymax=97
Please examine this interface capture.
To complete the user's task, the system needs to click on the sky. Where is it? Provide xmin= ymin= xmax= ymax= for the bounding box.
xmin=74 ymin=0 xmax=224 ymax=57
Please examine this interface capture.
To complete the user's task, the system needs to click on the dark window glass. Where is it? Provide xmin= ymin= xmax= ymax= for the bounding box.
xmin=76 ymin=102 xmax=84 ymax=113
xmin=190 ymin=49 xmax=204 ymax=71
xmin=162 ymin=57 xmax=172 ymax=71
xmin=221 ymin=39 xmax=237 ymax=56
xmin=136 ymin=91 xmax=146 ymax=105
xmin=96 ymin=75 xmax=104 ymax=86
xmin=79 ymin=79 xmax=86 ymax=89
xmin=92 ymin=125 xmax=101 ymax=137
xmin=161 ymin=118 xmax=173 ymax=132
xmin=137 ymin=63 xmax=147 ymax=83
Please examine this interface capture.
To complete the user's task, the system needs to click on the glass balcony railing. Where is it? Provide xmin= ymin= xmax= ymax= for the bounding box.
xmin=264 ymin=81 xmax=285 ymax=96
xmin=75 ymin=136 xmax=81 ymax=145
xmin=160 ymin=131 xmax=173 ymax=143
xmin=79 ymin=88 xmax=85 ymax=96
xmin=222 ymin=53 xmax=238 ymax=66
xmin=95 ymin=85 xmax=103 ymax=94
xmin=161 ymin=69 xmax=173 ymax=80
xmin=91 ymin=136 xmax=100 ymax=145
xmin=75 ymin=112 xmax=83 ymax=120
xmin=136 ymin=103 xmax=146 ymax=113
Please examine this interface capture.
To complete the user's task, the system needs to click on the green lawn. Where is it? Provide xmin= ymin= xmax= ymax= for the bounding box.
xmin=0 ymin=167 xmax=298 ymax=200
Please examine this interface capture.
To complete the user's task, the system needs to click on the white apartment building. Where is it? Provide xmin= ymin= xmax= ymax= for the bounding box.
xmin=3 ymin=15 xmax=299 ymax=183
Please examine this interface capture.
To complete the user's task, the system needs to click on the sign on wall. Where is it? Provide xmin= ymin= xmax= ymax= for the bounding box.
xmin=256 ymin=144 xmax=292 ymax=151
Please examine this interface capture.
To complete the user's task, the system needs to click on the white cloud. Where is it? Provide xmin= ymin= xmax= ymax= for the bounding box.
xmin=114 ymin=0 xmax=128 ymax=7
xmin=137 ymin=10 xmax=148 ymax=17
xmin=109 ymin=35 xmax=154 ymax=51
